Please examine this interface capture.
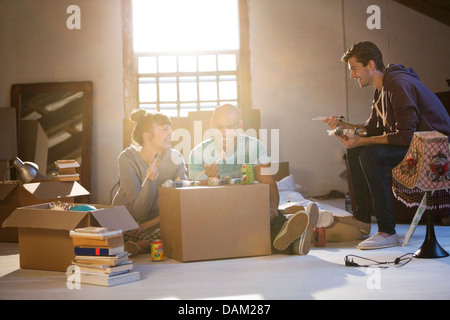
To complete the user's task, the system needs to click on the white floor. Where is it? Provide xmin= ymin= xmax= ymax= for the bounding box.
xmin=1 ymin=218 xmax=449 ymax=301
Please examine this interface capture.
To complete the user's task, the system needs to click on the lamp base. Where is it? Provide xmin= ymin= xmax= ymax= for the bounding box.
xmin=415 ymin=209 xmax=449 ymax=259
xmin=415 ymin=240 xmax=449 ymax=259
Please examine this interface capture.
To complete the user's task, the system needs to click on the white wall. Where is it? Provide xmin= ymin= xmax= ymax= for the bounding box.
xmin=0 ymin=0 xmax=124 ymax=204
xmin=1 ymin=0 xmax=449 ymax=202
xmin=250 ymin=0 xmax=450 ymax=196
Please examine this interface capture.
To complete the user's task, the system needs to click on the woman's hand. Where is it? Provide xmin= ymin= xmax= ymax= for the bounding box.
xmin=129 ymin=216 xmax=161 ymax=237
xmin=128 ymin=225 xmax=144 ymax=237
xmin=144 ymin=163 xmax=159 ymax=182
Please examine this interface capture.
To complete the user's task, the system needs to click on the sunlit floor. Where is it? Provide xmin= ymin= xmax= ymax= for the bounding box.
xmin=1 ymin=219 xmax=449 ymax=300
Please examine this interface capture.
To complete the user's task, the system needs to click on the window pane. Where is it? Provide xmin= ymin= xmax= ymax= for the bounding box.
xmin=218 ymin=54 xmax=236 ymax=71
xmin=179 ymin=56 xmax=197 ymax=72
xmin=160 ymin=103 xmax=178 ymax=117
xmin=140 ymin=104 xmax=158 ymax=113
xmin=179 ymin=103 xmax=198 ymax=117
xmin=159 ymin=77 xmax=177 ymax=102
xmin=133 ymin=0 xmax=240 ymax=52
xmin=199 ymin=76 xmax=217 ymax=101
xmin=139 ymin=78 xmax=157 ymax=102
xmin=158 ymin=56 xmax=177 ymax=73
xmin=219 ymin=75 xmax=237 ymax=100
xmin=198 ymin=55 xmax=216 ymax=72
xmin=179 ymin=77 xmax=197 ymax=102
xmin=199 ymin=101 xmax=217 ymax=111
xmin=219 ymin=101 xmax=237 ymax=106
xmin=138 ymin=56 xmax=157 ymax=74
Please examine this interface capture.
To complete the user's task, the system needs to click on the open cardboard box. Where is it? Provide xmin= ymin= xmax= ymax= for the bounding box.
xmin=159 ymin=183 xmax=271 ymax=262
xmin=2 ymin=203 xmax=138 ymax=272
xmin=0 ymin=180 xmax=90 ymax=242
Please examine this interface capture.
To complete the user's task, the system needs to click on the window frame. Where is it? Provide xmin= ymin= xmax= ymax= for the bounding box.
xmin=121 ymin=0 xmax=252 ymax=118
xmin=136 ymin=50 xmax=240 ymax=117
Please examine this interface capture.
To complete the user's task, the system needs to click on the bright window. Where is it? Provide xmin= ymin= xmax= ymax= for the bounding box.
xmin=131 ymin=0 xmax=242 ymax=117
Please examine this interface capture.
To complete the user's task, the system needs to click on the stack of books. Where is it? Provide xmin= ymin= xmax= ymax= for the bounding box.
xmin=53 ymin=159 xmax=80 ymax=181
xmin=67 ymin=227 xmax=141 ymax=287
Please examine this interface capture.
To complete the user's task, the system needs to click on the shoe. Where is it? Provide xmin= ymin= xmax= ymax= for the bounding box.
xmin=334 ymin=215 xmax=371 ymax=235
xmin=293 ymin=202 xmax=319 ymax=255
xmin=273 ymin=210 xmax=309 ymax=251
xmin=124 ymin=240 xmax=142 ymax=257
xmin=279 ymin=204 xmax=305 ymax=215
xmin=357 ymin=233 xmax=399 ymax=250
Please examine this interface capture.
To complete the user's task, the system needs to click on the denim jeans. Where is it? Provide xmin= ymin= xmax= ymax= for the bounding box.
xmin=346 ymin=145 xmax=409 ymax=235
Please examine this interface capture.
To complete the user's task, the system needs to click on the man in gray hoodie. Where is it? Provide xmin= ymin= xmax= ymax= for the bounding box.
xmin=323 ymin=41 xmax=450 ymax=250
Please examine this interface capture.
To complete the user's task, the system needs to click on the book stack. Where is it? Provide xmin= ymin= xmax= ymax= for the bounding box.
xmin=67 ymin=227 xmax=141 ymax=287
xmin=53 ymin=159 xmax=80 ymax=181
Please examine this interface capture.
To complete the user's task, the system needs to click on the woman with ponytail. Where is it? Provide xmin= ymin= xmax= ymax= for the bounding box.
xmin=112 ymin=109 xmax=187 ymax=256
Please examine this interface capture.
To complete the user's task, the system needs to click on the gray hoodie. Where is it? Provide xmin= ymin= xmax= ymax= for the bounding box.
xmin=364 ymin=63 xmax=450 ymax=146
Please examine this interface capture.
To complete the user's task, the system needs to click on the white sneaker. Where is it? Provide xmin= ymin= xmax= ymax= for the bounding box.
xmin=293 ymin=202 xmax=319 ymax=255
xmin=357 ymin=233 xmax=399 ymax=250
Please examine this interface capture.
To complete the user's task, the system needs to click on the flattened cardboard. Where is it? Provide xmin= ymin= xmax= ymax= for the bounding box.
xmin=159 ymin=184 xmax=271 ymax=262
xmin=3 ymin=203 xmax=138 ymax=272
xmin=21 ymin=181 xmax=89 ymax=200
xmin=0 ymin=180 xmax=90 ymax=242
xmin=18 ymin=120 xmax=48 ymax=176
xmin=0 ymin=108 xmax=17 ymax=161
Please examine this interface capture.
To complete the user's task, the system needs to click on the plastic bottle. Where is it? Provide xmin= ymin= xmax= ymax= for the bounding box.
xmin=345 ymin=192 xmax=352 ymax=213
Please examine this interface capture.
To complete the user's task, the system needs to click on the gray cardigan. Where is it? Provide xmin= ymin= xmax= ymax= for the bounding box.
xmin=112 ymin=146 xmax=187 ymax=223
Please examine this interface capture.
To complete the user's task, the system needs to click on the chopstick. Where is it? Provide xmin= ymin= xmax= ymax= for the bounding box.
xmin=141 ymin=153 xmax=160 ymax=187
xmin=312 ymin=116 xmax=345 ymax=121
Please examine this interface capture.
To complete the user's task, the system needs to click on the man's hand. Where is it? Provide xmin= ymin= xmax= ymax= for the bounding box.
xmin=322 ymin=116 xmax=342 ymax=129
xmin=204 ymin=162 xmax=220 ymax=178
xmin=339 ymin=132 xmax=361 ymax=149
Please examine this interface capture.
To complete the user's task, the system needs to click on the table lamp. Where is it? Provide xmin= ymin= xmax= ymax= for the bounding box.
xmin=2 ymin=157 xmax=39 ymax=184
xmin=392 ymin=131 xmax=449 ymax=258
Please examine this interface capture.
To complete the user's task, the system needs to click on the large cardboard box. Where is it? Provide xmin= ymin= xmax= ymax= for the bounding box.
xmin=159 ymin=184 xmax=271 ymax=262
xmin=0 ymin=180 xmax=90 ymax=242
xmin=2 ymin=203 xmax=138 ymax=272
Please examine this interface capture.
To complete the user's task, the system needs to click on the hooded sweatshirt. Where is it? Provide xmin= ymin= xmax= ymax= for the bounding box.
xmin=364 ymin=63 xmax=450 ymax=146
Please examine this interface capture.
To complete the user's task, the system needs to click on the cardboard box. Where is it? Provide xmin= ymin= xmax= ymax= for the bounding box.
xmin=0 ymin=180 xmax=90 ymax=242
xmin=18 ymin=120 xmax=48 ymax=176
xmin=2 ymin=203 xmax=138 ymax=272
xmin=159 ymin=184 xmax=271 ymax=262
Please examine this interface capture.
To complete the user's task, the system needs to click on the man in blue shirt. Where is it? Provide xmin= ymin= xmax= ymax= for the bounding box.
xmin=189 ymin=104 xmax=318 ymax=255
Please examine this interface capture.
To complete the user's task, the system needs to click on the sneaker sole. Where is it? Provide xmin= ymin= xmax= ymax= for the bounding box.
xmin=295 ymin=203 xmax=319 ymax=255
xmin=273 ymin=211 xmax=309 ymax=251
xmin=358 ymin=243 xmax=399 ymax=250
xmin=280 ymin=205 xmax=305 ymax=215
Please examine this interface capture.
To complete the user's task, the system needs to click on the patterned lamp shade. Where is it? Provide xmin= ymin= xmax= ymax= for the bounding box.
xmin=393 ymin=131 xmax=450 ymax=191
xmin=393 ymin=132 xmax=450 ymax=258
